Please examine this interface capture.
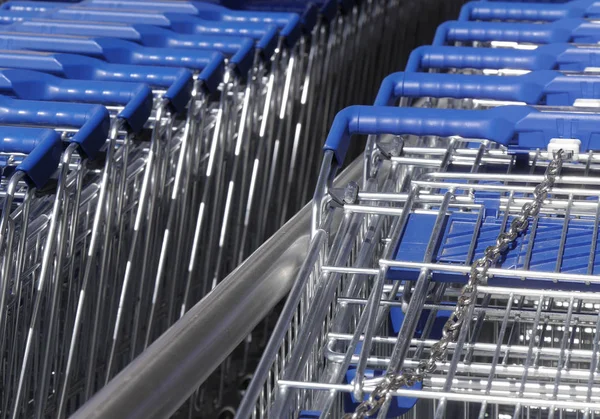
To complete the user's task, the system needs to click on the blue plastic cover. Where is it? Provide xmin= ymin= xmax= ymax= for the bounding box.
xmin=458 ymin=0 xmax=600 ymax=21
xmin=0 ymin=33 xmax=225 ymax=92
xmin=0 ymin=50 xmax=192 ymax=113
xmin=0 ymin=7 xmax=284 ymax=50
xmin=0 ymin=96 xmax=109 ymax=159
xmin=0 ymin=126 xmax=62 ymax=187
xmin=0 ymin=68 xmax=151 ymax=132
xmin=1 ymin=1 xmax=303 ymax=44
xmin=374 ymin=70 xmax=600 ymax=107
xmin=433 ymin=18 xmax=600 ymax=46
xmin=389 ymin=211 xmax=600 ymax=290
xmin=405 ymin=44 xmax=600 ymax=73
xmin=323 ymin=105 xmax=600 ymax=167
xmin=0 ymin=19 xmax=257 ymax=73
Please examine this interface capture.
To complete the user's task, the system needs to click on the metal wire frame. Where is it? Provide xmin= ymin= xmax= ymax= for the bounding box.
xmin=239 ymin=129 xmax=600 ymax=418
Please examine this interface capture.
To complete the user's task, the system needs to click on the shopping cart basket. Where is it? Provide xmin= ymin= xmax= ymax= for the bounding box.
xmin=239 ymin=103 xmax=600 ymax=418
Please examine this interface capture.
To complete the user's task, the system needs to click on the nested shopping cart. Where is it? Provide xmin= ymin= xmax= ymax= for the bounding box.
xmin=237 ymin=88 xmax=600 ymax=419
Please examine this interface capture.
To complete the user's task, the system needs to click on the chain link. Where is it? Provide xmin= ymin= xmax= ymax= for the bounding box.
xmin=343 ymin=150 xmax=564 ymax=419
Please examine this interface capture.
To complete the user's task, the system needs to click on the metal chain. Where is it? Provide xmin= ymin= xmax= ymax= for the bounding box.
xmin=343 ymin=150 xmax=565 ymax=419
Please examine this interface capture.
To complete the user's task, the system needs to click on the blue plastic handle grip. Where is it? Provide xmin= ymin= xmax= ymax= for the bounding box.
xmin=128 ymin=0 xmax=347 ymax=19
xmin=0 ymin=9 xmax=278 ymax=55
xmin=324 ymin=105 xmax=600 ymax=166
xmin=223 ymin=0 xmax=336 ymax=24
xmin=2 ymin=19 xmax=257 ymax=72
xmin=65 ymin=0 xmax=304 ymax=42
xmin=0 ymin=68 xmax=151 ymax=132
xmin=481 ymin=0 xmax=572 ymax=2
xmin=374 ymin=70 xmax=600 ymax=106
xmin=405 ymin=44 xmax=600 ymax=73
xmin=2 ymin=1 xmax=302 ymax=42
xmin=8 ymin=7 xmax=284 ymax=49
xmin=0 ymin=33 xmax=225 ymax=92
xmin=433 ymin=19 xmax=600 ymax=45
xmin=0 ymin=126 xmax=62 ymax=187
xmin=0 ymin=50 xmax=192 ymax=113
xmin=458 ymin=0 xmax=600 ymax=21
xmin=0 ymin=96 xmax=109 ymax=158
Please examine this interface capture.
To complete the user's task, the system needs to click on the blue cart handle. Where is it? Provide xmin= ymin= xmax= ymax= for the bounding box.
xmin=0 ymin=96 xmax=109 ymax=159
xmin=433 ymin=18 xmax=600 ymax=45
xmin=324 ymin=105 xmax=600 ymax=166
xmin=0 ymin=68 xmax=151 ymax=132
xmin=0 ymin=50 xmax=192 ymax=114
xmin=406 ymin=44 xmax=600 ymax=73
xmin=374 ymin=70 xmax=600 ymax=106
xmin=93 ymin=0 xmax=322 ymax=31
xmin=0 ymin=33 xmax=224 ymax=92
xmin=7 ymin=7 xmax=282 ymax=50
xmin=2 ymin=1 xmax=302 ymax=44
xmin=4 ymin=19 xmax=257 ymax=72
xmin=76 ymin=0 xmax=303 ymax=43
xmin=0 ymin=126 xmax=62 ymax=188
xmin=480 ymin=0 xmax=573 ymax=3
xmin=459 ymin=0 xmax=600 ymax=21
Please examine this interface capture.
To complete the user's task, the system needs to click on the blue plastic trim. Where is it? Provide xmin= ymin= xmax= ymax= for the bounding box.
xmin=374 ymin=70 xmax=600 ymax=107
xmin=390 ymin=211 xmax=600 ymax=290
xmin=0 ymin=19 xmax=257 ymax=73
xmin=458 ymin=0 xmax=595 ymax=21
xmin=0 ymin=32 xmax=224 ymax=72
xmin=0 ymin=126 xmax=62 ymax=187
xmin=3 ymin=1 xmax=303 ymax=44
xmin=8 ymin=7 xmax=287 ymax=49
xmin=0 ymin=68 xmax=151 ymax=132
xmin=0 ymin=50 xmax=193 ymax=113
xmin=323 ymin=105 xmax=600 ymax=166
xmin=0 ymin=96 xmax=109 ymax=159
xmin=433 ymin=18 xmax=600 ymax=46
xmin=405 ymin=44 xmax=600 ymax=73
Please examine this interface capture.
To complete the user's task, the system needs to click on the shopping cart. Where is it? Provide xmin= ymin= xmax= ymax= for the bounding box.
xmin=238 ymin=99 xmax=600 ymax=419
